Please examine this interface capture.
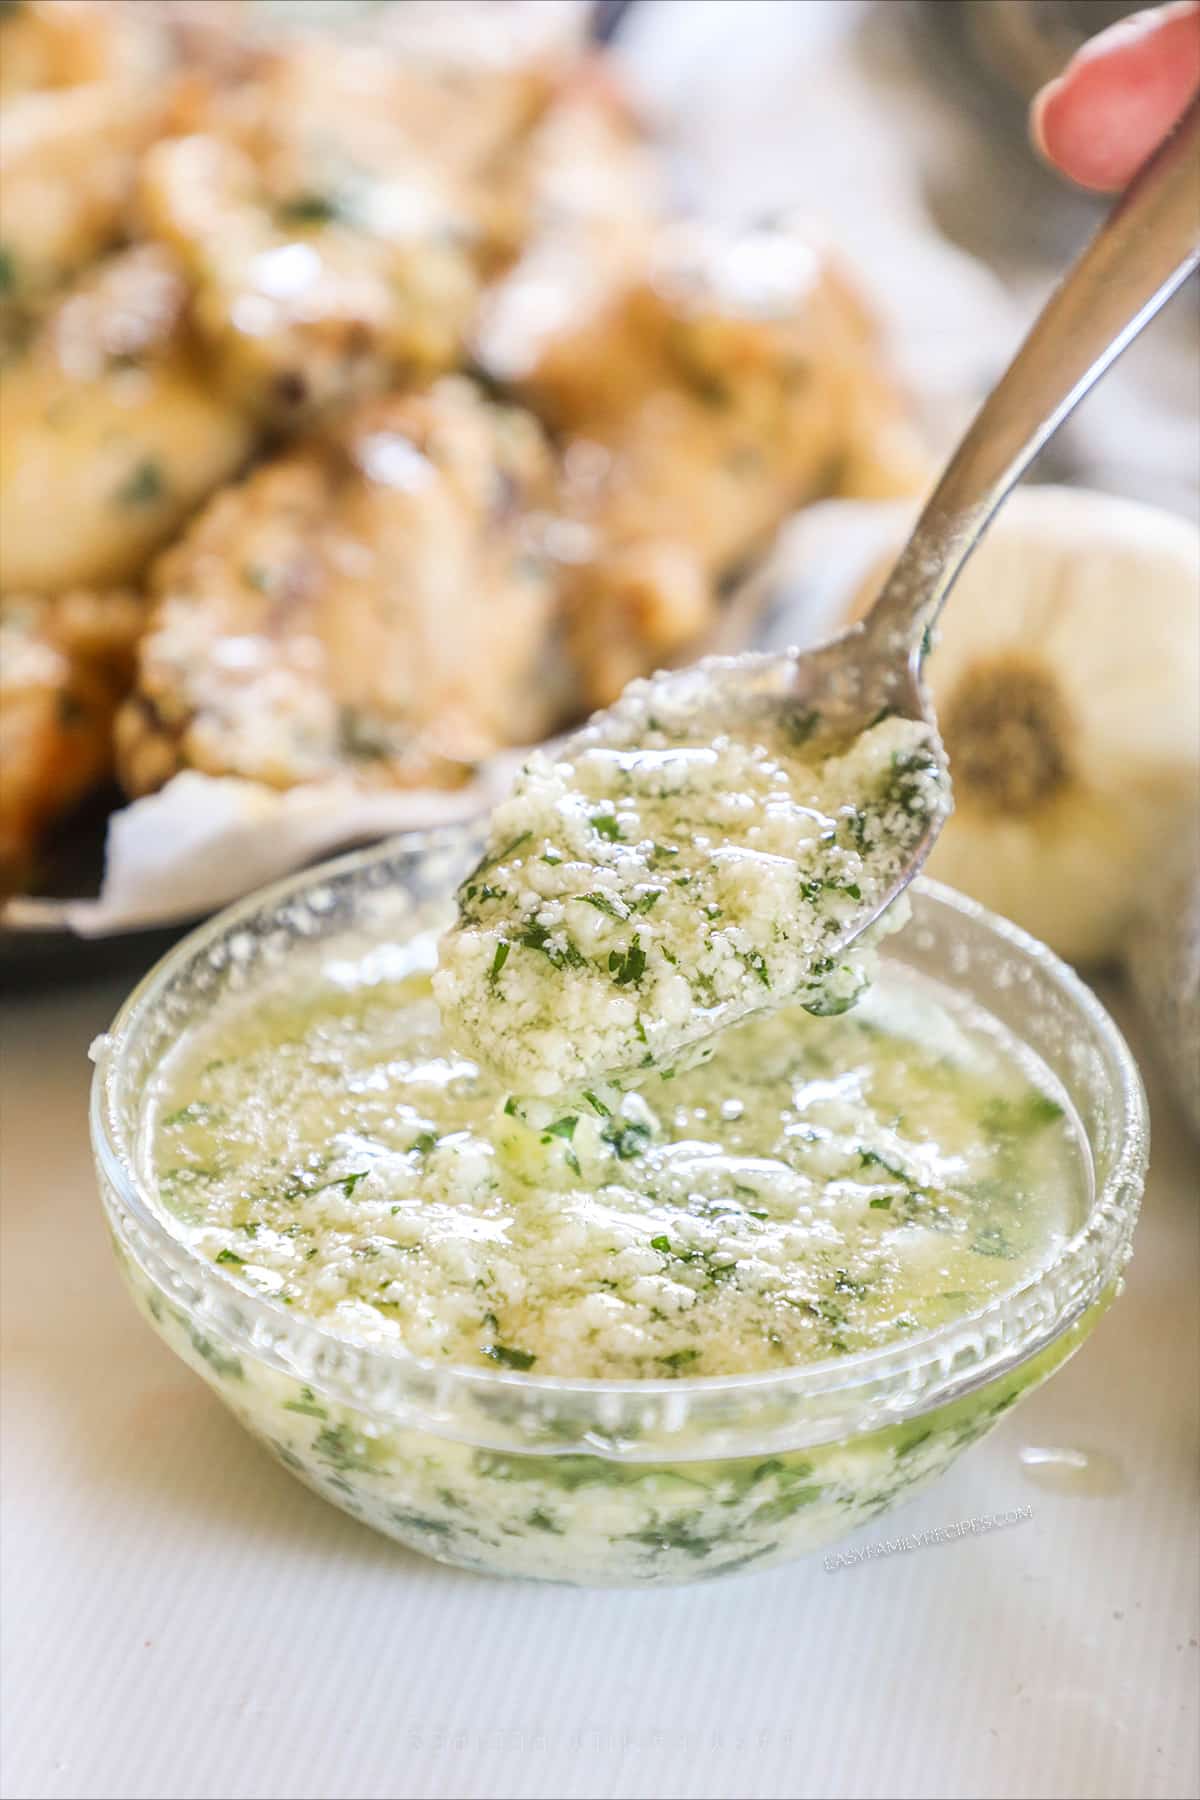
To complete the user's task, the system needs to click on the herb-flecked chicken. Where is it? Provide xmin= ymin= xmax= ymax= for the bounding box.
xmin=0 ymin=0 xmax=925 ymax=898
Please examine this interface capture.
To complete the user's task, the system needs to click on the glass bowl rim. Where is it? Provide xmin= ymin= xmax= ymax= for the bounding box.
xmin=90 ymin=827 xmax=1148 ymax=1447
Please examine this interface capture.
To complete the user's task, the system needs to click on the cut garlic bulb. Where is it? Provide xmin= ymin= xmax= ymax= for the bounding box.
xmin=831 ymin=485 xmax=1200 ymax=965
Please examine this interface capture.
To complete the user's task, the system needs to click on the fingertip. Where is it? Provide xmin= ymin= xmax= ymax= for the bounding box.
xmin=1032 ymin=62 xmax=1125 ymax=192
xmin=1030 ymin=0 xmax=1200 ymax=191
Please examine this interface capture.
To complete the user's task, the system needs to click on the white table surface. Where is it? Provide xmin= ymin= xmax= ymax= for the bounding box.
xmin=1 ymin=965 xmax=1197 ymax=1800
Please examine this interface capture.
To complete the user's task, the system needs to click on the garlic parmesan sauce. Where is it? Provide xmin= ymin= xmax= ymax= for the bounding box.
xmin=150 ymin=922 xmax=1083 ymax=1382
xmin=434 ymin=672 xmax=950 ymax=1098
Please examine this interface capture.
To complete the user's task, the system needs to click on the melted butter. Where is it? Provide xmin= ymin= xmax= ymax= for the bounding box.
xmin=1017 ymin=1445 xmax=1127 ymax=1496
xmin=149 ymin=927 xmax=1084 ymax=1382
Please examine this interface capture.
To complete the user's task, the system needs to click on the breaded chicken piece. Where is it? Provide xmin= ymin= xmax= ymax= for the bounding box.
xmin=142 ymin=3 xmax=254 ymax=82
xmin=0 ymin=587 xmax=144 ymax=895
xmin=0 ymin=81 xmax=168 ymax=322
xmin=0 ymin=245 xmax=256 ymax=592
xmin=251 ymin=24 xmax=566 ymax=199
xmin=138 ymin=125 xmax=480 ymax=425
xmin=353 ymin=8 xmax=584 ymax=270
xmin=130 ymin=7 xmax=598 ymax=423
xmin=0 ymin=0 xmax=163 ymax=100
xmin=474 ymin=59 xmax=664 ymax=365
xmin=502 ymin=218 xmax=928 ymax=705
xmin=133 ymin=11 xmax=569 ymax=427
xmin=117 ymin=378 xmax=564 ymax=797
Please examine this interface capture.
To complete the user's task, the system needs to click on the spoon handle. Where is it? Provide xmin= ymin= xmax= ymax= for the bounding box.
xmin=865 ymin=96 xmax=1200 ymax=659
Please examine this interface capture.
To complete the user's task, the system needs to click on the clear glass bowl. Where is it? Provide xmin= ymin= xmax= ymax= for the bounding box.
xmin=90 ymin=829 xmax=1148 ymax=1586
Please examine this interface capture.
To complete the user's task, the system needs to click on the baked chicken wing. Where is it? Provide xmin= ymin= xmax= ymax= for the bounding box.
xmin=474 ymin=59 xmax=664 ymax=371
xmin=0 ymin=81 xmax=168 ymax=327
xmin=0 ymin=0 xmax=162 ymax=101
xmin=0 ymin=245 xmax=256 ymax=592
xmin=117 ymin=377 xmax=563 ymax=797
xmin=132 ymin=13 xmax=567 ymax=425
xmin=501 ymin=218 xmax=928 ymax=705
xmin=0 ymin=587 xmax=144 ymax=895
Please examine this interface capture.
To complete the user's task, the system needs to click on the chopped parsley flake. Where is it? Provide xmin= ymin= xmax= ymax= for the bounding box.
xmin=580 ymin=891 xmax=629 ymax=920
xmin=602 ymin=1119 xmax=652 ymax=1160
xmin=517 ymin=921 xmax=585 ymax=970
xmin=608 ymin=937 xmax=646 ymax=987
xmin=481 ymin=1344 xmax=537 ymax=1371
xmin=740 ymin=950 xmax=771 ymax=988
xmin=471 ymin=832 xmax=532 ymax=879
xmin=277 ymin=191 xmax=346 ymax=226
xmin=542 ymin=1116 xmax=578 ymax=1143
xmin=115 ymin=458 xmax=165 ymax=509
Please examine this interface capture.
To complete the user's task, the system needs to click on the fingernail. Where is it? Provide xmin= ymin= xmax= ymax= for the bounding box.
xmin=1073 ymin=0 xmax=1200 ymax=65
xmin=1029 ymin=76 xmax=1062 ymax=155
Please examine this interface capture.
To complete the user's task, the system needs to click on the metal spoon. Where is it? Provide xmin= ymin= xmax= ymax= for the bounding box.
xmin=621 ymin=95 xmax=1200 ymax=945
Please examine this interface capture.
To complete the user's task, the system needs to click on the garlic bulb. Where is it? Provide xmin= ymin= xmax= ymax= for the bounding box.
xmin=838 ymin=486 xmax=1200 ymax=965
